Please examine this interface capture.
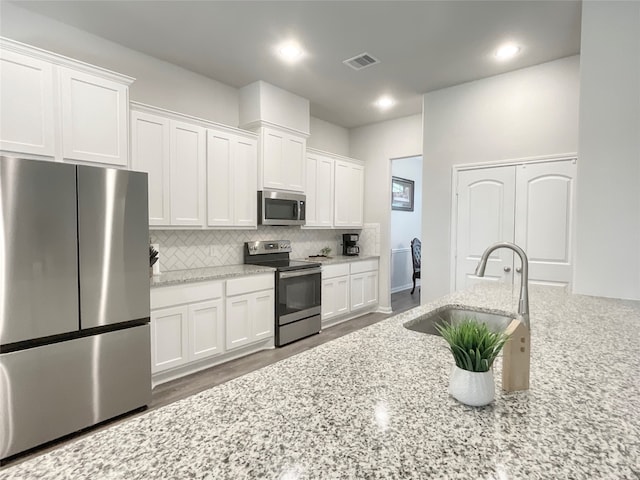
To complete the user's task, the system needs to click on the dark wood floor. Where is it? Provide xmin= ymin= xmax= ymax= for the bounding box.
xmin=2 ymin=288 xmax=421 ymax=469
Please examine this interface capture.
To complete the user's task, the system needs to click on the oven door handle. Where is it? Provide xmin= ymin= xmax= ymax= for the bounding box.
xmin=279 ymin=268 xmax=322 ymax=279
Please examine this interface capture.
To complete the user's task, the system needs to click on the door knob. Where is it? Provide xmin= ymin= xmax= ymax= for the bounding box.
xmin=504 ymin=266 xmax=511 ymax=272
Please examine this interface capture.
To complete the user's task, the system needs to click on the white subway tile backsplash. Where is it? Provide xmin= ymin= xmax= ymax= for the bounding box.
xmin=150 ymin=225 xmax=380 ymax=272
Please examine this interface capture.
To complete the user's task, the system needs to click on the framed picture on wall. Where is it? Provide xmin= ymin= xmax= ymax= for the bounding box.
xmin=391 ymin=176 xmax=414 ymax=211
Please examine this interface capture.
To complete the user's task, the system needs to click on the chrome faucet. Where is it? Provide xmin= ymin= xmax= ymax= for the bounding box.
xmin=475 ymin=242 xmax=530 ymax=328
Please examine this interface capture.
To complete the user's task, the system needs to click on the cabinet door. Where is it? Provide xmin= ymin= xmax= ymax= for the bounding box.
xmin=283 ymin=133 xmax=305 ymax=192
xmin=207 ymin=130 xmax=234 ymax=226
xmin=514 ymin=160 xmax=576 ymax=288
xmin=363 ymin=271 xmax=379 ymax=307
xmin=348 ymin=163 xmax=364 ymax=227
xmin=170 ymin=120 xmax=206 ymax=226
xmin=226 ymin=293 xmax=252 ymax=350
xmin=0 ymin=50 xmax=55 ymax=157
xmin=322 ymin=275 xmax=349 ymax=320
xmin=334 ymin=160 xmax=351 ymax=227
xmin=350 ymin=273 xmax=366 ymax=311
xmin=188 ymin=299 xmax=224 ymax=361
xmin=251 ymin=289 xmax=274 ymax=342
xmin=59 ymin=67 xmax=128 ymax=166
xmin=261 ymin=127 xmax=305 ymax=192
xmin=455 ymin=166 xmax=516 ymax=291
xmin=262 ymin=128 xmax=286 ymax=190
xmin=151 ymin=306 xmax=189 ymax=373
xmin=233 ymin=135 xmax=258 ymax=227
xmin=334 ymin=160 xmax=364 ymax=227
xmin=306 ymin=153 xmax=334 ymax=227
xmin=131 ymin=111 xmax=171 ymax=225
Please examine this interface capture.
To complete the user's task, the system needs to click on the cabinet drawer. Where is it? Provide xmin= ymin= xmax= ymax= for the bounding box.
xmin=350 ymin=259 xmax=378 ymax=275
xmin=151 ymin=281 xmax=223 ymax=310
xmin=322 ymin=263 xmax=350 ymax=279
xmin=226 ymin=273 xmax=274 ymax=297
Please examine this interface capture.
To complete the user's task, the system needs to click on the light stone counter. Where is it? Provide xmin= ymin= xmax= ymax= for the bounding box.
xmin=3 ymin=283 xmax=639 ymax=479
xmin=299 ymin=254 xmax=379 ymax=265
xmin=150 ymin=264 xmax=275 ymax=287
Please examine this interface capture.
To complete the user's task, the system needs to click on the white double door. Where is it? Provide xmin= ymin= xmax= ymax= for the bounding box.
xmin=455 ymin=159 xmax=576 ymax=290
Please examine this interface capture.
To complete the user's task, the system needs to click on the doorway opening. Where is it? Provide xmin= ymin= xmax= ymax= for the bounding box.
xmin=390 ymin=155 xmax=423 ymax=312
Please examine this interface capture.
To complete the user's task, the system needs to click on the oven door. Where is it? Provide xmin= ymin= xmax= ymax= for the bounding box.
xmin=277 ymin=268 xmax=321 ymax=325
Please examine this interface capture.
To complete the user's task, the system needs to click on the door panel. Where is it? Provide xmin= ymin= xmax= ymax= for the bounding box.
xmin=0 ymin=51 xmax=55 ymax=156
xmin=226 ymin=295 xmax=251 ymax=350
xmin=234 ymin=136 xmax=257 ymax=226
xmin=0 ymin=158 xmax=78 ymax=344
xmin=455 ymin=166 xmax=516 ymax=290
xmin=253 ymin=291 xmax=274 ymax=340
xmin=77 ymin=166 xmax=150 ymax=328
xmin=189 ymin=299 xmax=224 ymax=361
xmin=515 ymin=160 xmax=576 ymax=288
xmin=131 ymin=111 xmax=171 ymax=225
xmin=151 ymin=307 xmax=188 ymax=372
xmin=170 ymin=121 xmax=205 ymax=226
xmin=206 ymin=131 xmax=233 ymax=226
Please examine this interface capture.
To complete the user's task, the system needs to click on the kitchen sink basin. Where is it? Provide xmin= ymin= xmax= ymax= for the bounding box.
xmin=403 ymin=307 xmax=515 ymax=336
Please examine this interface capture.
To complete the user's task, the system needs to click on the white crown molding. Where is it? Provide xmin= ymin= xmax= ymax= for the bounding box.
xmin=130 ymin=101 xmax=258 ymax=139
xmin=0 ymin=36 xmax=135 ymax=85
xmin=306 ymin=147 xmax=364 ymax=165
xmin=239 ymin=120 xmax=310 ymax=138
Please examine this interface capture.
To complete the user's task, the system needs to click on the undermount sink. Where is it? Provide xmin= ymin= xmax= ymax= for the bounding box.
xmin=404 ymin=307 xmax=515 ymax=336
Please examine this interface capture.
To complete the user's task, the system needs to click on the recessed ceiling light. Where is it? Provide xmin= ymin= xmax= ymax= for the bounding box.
xmin=375 ymin=96 xmax=395 ymax=110
xmin=277 ymin=42 xmax=304 ymax=63
xmin=494 ymin=43 xmax=521 ymax=61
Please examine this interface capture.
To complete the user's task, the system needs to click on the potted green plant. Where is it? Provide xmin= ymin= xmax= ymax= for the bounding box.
xmin=436 ymin=319 xmax=510 ymax=406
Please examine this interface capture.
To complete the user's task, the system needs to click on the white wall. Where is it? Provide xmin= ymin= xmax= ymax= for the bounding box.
xmin=308 ymin=117 xmax=350 ymax=157
xmin=391 ymin=156 xmax=423 ymax=293
xmin=422 ymin=55 xmax=580 ymax=301
xmin=574 ymin=1 xmax=640 ymax=300
xmin=0 ymin=2 xmax=240 ymax=125
xmin=350 ymin=114 xmax=423 ymax=311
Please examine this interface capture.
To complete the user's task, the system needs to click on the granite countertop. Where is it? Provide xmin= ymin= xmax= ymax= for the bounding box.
xmin=300 ymin=254 xmax=379 ymax=265
xmin=3 ymin=283 xmax=640 ymax=479
xmin=151 ymin=264 xmax=275 ymax=287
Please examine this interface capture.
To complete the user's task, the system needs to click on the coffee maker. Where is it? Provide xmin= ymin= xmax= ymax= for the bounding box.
xmin=342 ymin=233 xmax=360 ymax=256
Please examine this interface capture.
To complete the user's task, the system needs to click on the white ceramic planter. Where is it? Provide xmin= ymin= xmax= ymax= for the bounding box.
xmin=449 ymin=365 xmax=495 ymax=406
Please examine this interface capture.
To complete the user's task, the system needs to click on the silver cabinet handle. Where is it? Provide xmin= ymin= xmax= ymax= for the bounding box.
xmin=516 ymin=267 xmax=522 ymax=273
xmin=504 ymin=266 xmax=511 ymax=272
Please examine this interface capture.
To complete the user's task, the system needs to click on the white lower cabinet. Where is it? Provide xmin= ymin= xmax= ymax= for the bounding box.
xmin=151 ymin=274 xmax=274 ymax=382
xmin=151 ymin=305 xmax=189 ymax=373
xmin=322 ymin=259 xmax=378 ymax=324
xmin=226 ymin=275 xmax=274 ymax=351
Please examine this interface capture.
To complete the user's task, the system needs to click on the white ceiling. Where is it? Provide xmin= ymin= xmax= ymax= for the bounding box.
xmin=12 ymin=0 xmax=582 ymax=128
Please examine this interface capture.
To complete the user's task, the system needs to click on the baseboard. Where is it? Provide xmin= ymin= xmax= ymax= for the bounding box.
xmin=390 ymin=284 xmax=414 ymax=294
xmin=376 ymin=306 xmax=393 ymax=314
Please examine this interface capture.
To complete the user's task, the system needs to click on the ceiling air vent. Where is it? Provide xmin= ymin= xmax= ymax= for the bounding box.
xmin=343 ymin=52 xmax=380 ymax=71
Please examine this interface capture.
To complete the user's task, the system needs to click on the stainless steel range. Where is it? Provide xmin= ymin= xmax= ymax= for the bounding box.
xmin=244 ymin=241 xmax=321 ymax=346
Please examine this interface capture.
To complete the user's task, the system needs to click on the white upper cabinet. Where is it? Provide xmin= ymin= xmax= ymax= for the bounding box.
xmin=259 ymin=126 xmax=306 ymax=192
xmin=131 ymin=110 xmax=171 ymax=225
xmin=59 ymin=67 xmax=129 ymax=166
xmin=334 ymin=159 xmax=365 ymax=228
xmin=305 ymin=151 xmax=335 ymax=228
xmin=207 ymin=129 xmax=257 ymax=228
xmin=0 ymin=38 xmax=134 ymax=166
xmin=0 ymin=49 xmax=55 ymax=157
xmin=170 ymin=120 xmax=206 ymax=226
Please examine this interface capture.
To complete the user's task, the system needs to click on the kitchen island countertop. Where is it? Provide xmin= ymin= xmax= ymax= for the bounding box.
xmin=3 ymin=283 xmax=639 ymax=479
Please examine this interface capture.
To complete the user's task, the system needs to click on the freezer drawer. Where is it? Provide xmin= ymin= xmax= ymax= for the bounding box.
xmin=0 ymin=325 xmax=151 ymax=460
xmin=77 ymin=165 xmax=150 ymax=328
xmin=0 ymin=157 xmax=79 ymax=345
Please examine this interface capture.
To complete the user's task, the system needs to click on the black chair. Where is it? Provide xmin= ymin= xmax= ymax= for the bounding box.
xmin=410 ymin=238 xmax=421 ymax=295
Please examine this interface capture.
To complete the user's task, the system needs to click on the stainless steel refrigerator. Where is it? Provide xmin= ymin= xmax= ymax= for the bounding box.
xmin=0 ymin=156 xmax=151 ymax=461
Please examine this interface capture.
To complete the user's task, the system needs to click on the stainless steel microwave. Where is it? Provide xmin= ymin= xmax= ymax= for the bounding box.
xmin=258 ymin=189 xmax=306 ymax=226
